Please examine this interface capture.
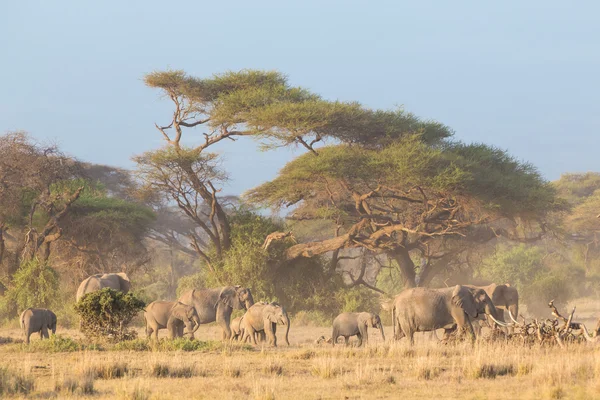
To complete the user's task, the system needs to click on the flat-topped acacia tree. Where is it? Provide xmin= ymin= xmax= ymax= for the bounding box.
xmin=137 ymin=69 xmax=449 ymax=270
xmin=247 ymin=136 xmax=563 ymax=287
xmin=139 ymin=69 xmax=562 ymax=288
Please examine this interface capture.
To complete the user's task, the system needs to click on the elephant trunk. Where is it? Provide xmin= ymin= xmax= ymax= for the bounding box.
xmin=192 ymin=315 xmax=201 ymax=334
xmin=282 ymin=313 xmax=290 ymax=346
xmin=378 ymin=322 xmax=385 ymax=342
xmin=245 ymin=292 xmax=255 ymax=310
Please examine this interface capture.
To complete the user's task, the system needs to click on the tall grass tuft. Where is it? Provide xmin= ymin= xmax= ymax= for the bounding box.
xmin=0 ymin=367 xmax=35 ymax=396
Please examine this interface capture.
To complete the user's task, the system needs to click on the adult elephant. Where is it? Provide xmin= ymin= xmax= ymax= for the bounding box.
xmin=177 ymin=285 xmax=254 ymax=340
xmin=391 ymin=285 xmax=509 ymax=345
xmin=241 ymin=302 xmax=290 ymax=346
xmin=144 ymin=301 xmax=201 ymax=340
xmin=466 ymin=283 xmax=519 ymax=325
xmin=76 ymin=272 xmax=131 ymax=302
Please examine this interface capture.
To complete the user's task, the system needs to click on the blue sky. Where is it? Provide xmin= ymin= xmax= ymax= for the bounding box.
xmin=2 ymin=0 xmax=598 ymax=195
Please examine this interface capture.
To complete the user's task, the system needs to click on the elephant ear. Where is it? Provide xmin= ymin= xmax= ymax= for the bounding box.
xmin=172 ymin=303 xmax=186 ymax=320
xmin=452 ymin=285 xmax=478 ymax=318
xmin=219 ymin=286 xmax=242 ymax=309
xmin=357 ymin=313 xmax=369 ymax=327
xmin=116 ymin=273 xmax=131 ymax=293
xmin=265 ymin=308 xmax=278 ymax=323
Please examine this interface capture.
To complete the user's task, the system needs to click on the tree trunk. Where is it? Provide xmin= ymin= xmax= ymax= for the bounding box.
xmin=0 ymin=225 xmax=5 ymax=267
xmin=388 ymin=247 xmax=416 ymax=288
xmin=181 ymin=163 xmax=231 ymax=258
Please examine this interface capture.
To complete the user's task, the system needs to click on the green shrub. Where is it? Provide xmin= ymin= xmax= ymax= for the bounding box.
xmin=74 ymin=288 xmax=145 ymax=342
xmin=336 ymin=286 xmax=380 ymax=313
xmin=0 ymin=259 xmax=59 ymax=317
xmin=17 ymin=335 xmax=82 ymax=352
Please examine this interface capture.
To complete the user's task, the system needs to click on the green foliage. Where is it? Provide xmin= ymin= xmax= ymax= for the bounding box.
xmin=0 ymin=259 xmax=59 ymax=317
xmin=478 ymin=244 xmax=574 ymax=315
xmin=74 ymin=289 xmax=145 ymax=342
xmin=553 ymin=172 xmax=600 ymax=204
xmin=248 ymin=137 xmax=559 ymax=219
xmin=335 ymin=286 xmax=380 ymax=313
xmin=292 ymin=311 xmax=331 ymax=327
xmin=479 ymin=244 xmax=543 ymax=290
xmin=16 ymin=335 xmax=82 ymax=353
xmin=176 ymin=273 xmax=206 ymax=298
xmin=176 ymin=209 xmax=378 ymax=316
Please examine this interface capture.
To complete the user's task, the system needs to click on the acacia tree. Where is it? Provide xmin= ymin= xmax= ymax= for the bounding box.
xmin=140 ymin=69 xmax=560 ymax=289
xmin=0 ymin=133 xmax=155 ymax=288
xmin=247 ymin=137 xmax=562 ymax=288
xmin=0 ymin=132 xmax=81 ymax=271
xmin=138 ymin=70 xmax=438 ymax=270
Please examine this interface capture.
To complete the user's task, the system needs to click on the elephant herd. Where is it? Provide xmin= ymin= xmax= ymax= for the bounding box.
xmin=18 ymin=269 xmax=520 ymax=348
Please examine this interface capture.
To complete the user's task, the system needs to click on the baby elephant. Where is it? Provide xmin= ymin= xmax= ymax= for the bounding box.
xmin=332 ymin=312 xmax=385 ymax=347
xmin=144 ymin=301 xmax=201 ymax=340
xmin=231 ymin=316 xmax=244 ymax=341
xmin=20 ymin=308 xmax=57 ymax=344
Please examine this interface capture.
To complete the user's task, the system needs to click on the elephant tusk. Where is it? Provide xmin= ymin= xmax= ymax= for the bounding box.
xmin=488 ymin=313 xmax=512 ymax=327
xmin=508 ymin=309 xmax=520 ymax=325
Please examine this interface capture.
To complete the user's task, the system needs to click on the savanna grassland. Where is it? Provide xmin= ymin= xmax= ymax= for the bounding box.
xmin=2 ymin=322 xmax=600 ymax=400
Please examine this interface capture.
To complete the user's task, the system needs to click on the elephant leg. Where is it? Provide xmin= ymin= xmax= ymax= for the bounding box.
xmin=166 ymin=322 xmax=177 ymax=339
xmin=177 ymin=324 xmax=185 ymax=338
xmin=146 ymin=325 xmax=153 ymax=339
xmin=399 ymin=321 xmax=414 ymax=346
xmin=216 ymin=304 xmax=233 ymax=340
xmin=250 ymin=328 xmax=258 ymax=345
xmin=356 ymin=333 xmax=363 ymax=347
xmin=344 ymin=336 xmax=349 ymax=346
xmin=42 ymin=326 xmax=49 ymax=339
xmin=331 ymin=328 xmax=339 ymax=347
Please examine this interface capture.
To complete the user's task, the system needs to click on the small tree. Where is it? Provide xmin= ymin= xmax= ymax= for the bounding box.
xmin=74 ymin=288 xmax=145 ymax=342
xmin=0 ymin=259 xmax=59 ymax=317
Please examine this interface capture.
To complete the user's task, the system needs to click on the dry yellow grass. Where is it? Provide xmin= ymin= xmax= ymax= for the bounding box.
xmin=1 ymin=324 xmax=600 ymax=399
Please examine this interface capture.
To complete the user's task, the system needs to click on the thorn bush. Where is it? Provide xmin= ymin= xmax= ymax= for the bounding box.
xmin=74 ymin=288 xmax=145 ymax=342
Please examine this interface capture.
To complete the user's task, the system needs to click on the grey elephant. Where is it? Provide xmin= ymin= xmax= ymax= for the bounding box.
xmin=391 ymin=285 xmax=509 ymax=345
xmin=466 ymin=283 xmax=520 ymax=327
xmin=76 ymin=272 xmax=131 ymax=302
xmin=331 ymin=312 xmax=385 ymax=347
xmin=178 ymin=285 xmax=254 ymax=340
xmin=20 ymin=308 xmax=57 ymax=344
xmin=241 ymin=302 xmax=290 ymax=347
xmin=231 ymin=315 xmax=244 ymax=341
xmin=144 ymin=301 xmax=201 ymax=340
